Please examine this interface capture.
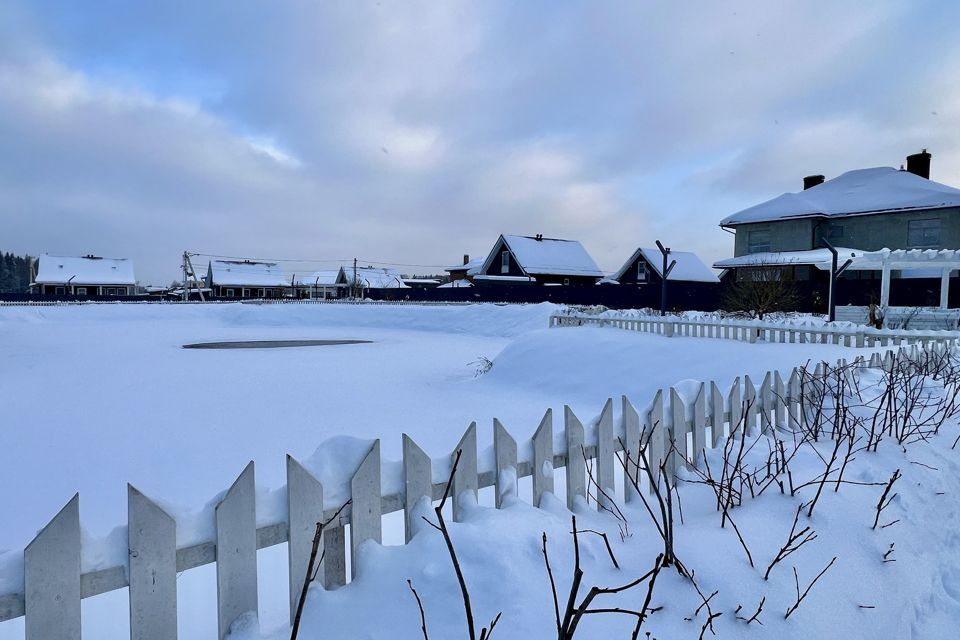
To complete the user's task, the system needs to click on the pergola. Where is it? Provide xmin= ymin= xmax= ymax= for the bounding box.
xmin=839 ymin=248 xmax=960 ymax=309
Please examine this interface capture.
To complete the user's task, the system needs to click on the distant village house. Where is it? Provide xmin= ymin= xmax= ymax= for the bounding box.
xmin=30 ymin=254 xmax=136 ymax=296
xmin=472 ymin=234 xmax=604 ymax=286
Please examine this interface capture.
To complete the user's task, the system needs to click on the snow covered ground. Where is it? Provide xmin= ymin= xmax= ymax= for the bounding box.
xmin=0 ymin=302 xmax=927 ymax=639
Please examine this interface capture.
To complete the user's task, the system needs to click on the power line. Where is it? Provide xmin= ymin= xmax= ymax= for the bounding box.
xmin=188 ymin=251 xmax=453 ymax=270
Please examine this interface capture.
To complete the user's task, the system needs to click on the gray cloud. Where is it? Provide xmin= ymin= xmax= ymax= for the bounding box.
xmin=2 ymin=0 xmax=960 ymax=282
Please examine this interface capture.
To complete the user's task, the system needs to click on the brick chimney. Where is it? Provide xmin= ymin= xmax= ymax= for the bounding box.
xmin=803 ymin=175 xmax=825 ymax=190
xmin=906 ymin=149 xmax=931 ymax=179
xmin=462 ymin=254 xmax=469 ymax=265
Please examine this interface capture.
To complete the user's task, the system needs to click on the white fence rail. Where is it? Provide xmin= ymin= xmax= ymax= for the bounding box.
xmin=0 ymin=342 xmax=934 ymax=639
xmin=549 ymin=313 xmax=960 ymax=348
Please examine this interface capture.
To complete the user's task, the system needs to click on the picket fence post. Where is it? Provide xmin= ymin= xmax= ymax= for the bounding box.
xmin=596 ymin=399 xmax=616 ymax=511
xmin=564 ymin=406 xmax=586 ymax=510
xmin=452 ymin=424 xmax=478 ymax=521
xmin=350 ymin=440 xmax=382 ymax=579
xmin=128 ymin=485 xmax=177 ymax=640
xmin=532 ymin=410 xmax=554 ymax=507
xmin=494 ymin=419 xmax=518 ymax=507
xmin=622 ymin=396 xmax=641 ymax=502
xmin=24 ymin=494 xmax=81 ymax=640
xmin=647 ymin=390 xmax=666 ymax=491
xmin=216 ymin=462 xmax=257 ymax=640
xmin=402 ymin=434 xmax=432 ymax=543
xmin=286 ymin=456 xmax=324 ymax=623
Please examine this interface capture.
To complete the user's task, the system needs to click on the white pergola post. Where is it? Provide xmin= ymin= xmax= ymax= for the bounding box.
xmin=941 ymin=268 xmax=952 ymax=310
xmin=880 ymin=260 xmax=891 ymax=308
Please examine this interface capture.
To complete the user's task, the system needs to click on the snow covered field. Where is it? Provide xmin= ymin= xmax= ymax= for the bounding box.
xmin=0 ymin=302 xmax=948 ymax=639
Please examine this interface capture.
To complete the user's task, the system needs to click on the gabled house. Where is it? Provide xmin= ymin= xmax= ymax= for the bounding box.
xmin=719 ymin=151 xmax=960 ymax=273
xmin=30 ymin=254 xmax=136 ymax=296
xmin=336 ymin=266 xmax=409 ymax=292
xmin=473 ymin=234 xmax=604 ymax=286
xmin=443 ymin=255 xmax=485 ymax=286
xmin=207 ymin=260 xmax=289 ymax=298
xmin=611 ymin=248 xmax=719 ymax=285
xmin=292 ymin=270 xmax=343 ymax=299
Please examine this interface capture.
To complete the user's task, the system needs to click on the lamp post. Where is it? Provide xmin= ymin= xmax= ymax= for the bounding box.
xmin=656 ymin=240 xmax=677 ymax=317
xmin=820 ymin=240 xmax=853 ymax=322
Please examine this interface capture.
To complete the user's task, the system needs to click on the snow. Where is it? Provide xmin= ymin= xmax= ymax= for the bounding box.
xmin=343 ymin=266 xmax=409 ymax=289
xmin=444 ymin=257 xmax=485 ymax=275
xmin=292 ymin=270 xmax=341 ymax=286
xmin=713 ymin=247 xmax=863 ymax=269
xmin=721 ymin=167 xmax=960 ymax=225
xmin=32 ymin=254 xmax=136 ymax=285
xmin=488 ymin=235 xmax=604 ymax=277
xmin=437 ymin=279 xmax=474 ymax=288
xmin=614 ymin=248 xmax=719 ymax=283
xmin=208 ymin=260 xmax=290 ymax=287
xmin=0 ymin=302 xmax=946 ymax=639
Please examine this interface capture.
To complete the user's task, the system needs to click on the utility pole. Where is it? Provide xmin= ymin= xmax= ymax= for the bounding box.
xmin=656 ymin=240 xmax=677 ymax=317
xmin=181 ymin=252 xmax=188 ymax=301
xmin=353 ymin=258 xmax=358 ymax=299
xmin=182 ymin=252 xmax=206 ymax=301
xmin=820 ymin=240 xmax=853 ymax=322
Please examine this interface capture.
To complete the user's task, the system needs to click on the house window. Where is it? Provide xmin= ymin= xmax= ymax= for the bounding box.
xmin=105 ymin=288 xmax=116 ymax=295
xmin=76 ymin=287 xmax=87 ymax=295
xmin=908 ymin=219 xmax=940 ymax=248
xmin=55 ymin=286 xmax=65 ymax=295
xmin=226 ymin=288 xmax=235 ymax=297
xmin=637 ymin=262 xmax=648 ymax=282
xmin=747 ymin=230 xmax=771 ymax=253
xmin=563 ymin=278 xmax=570 ymax=286
xmin=501 ymin=250 xmax=510 ymax=274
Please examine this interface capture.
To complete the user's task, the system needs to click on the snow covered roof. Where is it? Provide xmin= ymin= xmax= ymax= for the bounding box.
xmin=208 ymin=260 xmax=289 ymax=287
xmin=34 ymin=255 xmax=136 ymax=285
xmin=437 ymin=279 xmax=474 ymax=288
xmin=614 ymin=248 xmax=719 ymax=283
xmin=444 ymin=257 xmax=485 ymax=275
xmin=483 ymin=235 xmax=604 ymax=277
xmin=721 ymin=167 xmax=960 ymax=226
xmin=713 ymin=247 xmax=864 ymax=270
xmin=341 ymin=266 xmax=409 ymax=289
xmin=293 ymin=270 xmax=342 ymax=287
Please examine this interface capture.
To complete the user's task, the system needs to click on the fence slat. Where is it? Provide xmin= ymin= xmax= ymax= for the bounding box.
xmin=494 ymin=419 xmax=518 ymax=508
xmin=692 ymin=383 xmax=707 ymax=466
xmin=286 ymin=456 xmax=323 ymax=623
xmin=669 ymin=387 xmax=688 ymax=473
xmin=709 ymin=381 xmax=724 ymax=447
xmin=350 ymin=440 xmax=382 ymax=578
xmin=622 ymin=396 xmax=641 ymax=502
xmin=564 ymin=406 xmax=586 ymax=510
xmin=532 ymin=409 xmax=554 ymax=507
xmin=452 ymin=423 xmax=478 ymax=521
xmin=788 ymin=368 xmax=800 ymax=430
xmin=743 ymin=375 xmax=757 ymax=436
xmin=216 ymin=462 xmax=257 ymax=640
xmin=760 ymin=372 xmax=773 ymax=435
xmin=774 ymin=371 xmax=786 ymax=431
xmin=323 ymin=527 xmax=347 ymax=589
xmin=596 ymin=399 xmax=616 ymax=511
xmin=647 ymin=390 xmax=666 ymax=490
xmin=128 ymin=485 xmax=177 ymax=640
xmin=402 ymin=434 xmax=432 ymax=543
xmin=728 ymin=377 xmax=742 ymax=436
xmin=24 ymin=494 xmax=80 ymax=640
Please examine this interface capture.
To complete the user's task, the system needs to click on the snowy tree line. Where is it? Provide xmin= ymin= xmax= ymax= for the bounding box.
xmin=0 ymin=252 xmax=33 ymax=293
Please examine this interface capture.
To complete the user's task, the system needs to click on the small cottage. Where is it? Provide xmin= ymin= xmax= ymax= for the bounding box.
xmin=473 ymin=234 xmax=604 ymax=285
xmin=612 ymin=248 xmax=719 ymax=285
xmin=30 ymin=254 xmax=136 ymax=296
xmin=207 ymin=260 xmax=289 ymax=298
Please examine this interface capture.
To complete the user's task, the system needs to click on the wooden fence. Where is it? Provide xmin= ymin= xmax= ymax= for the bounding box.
xmin=0 ymin=343 xmax=935 ymax=639
xmin=549 ymin=313 xmax=960 ymax=348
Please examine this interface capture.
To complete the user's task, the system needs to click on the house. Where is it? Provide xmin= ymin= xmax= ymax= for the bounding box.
xmin=336 ymin=266 xmax=409 ymax=292
xmin=443 ymin=255 xmax=485 ymax=285
xmin=472 ymin=234 xmax=604 ymax=286
xmin=292 ymin=270 xmax=343 ymax=299
xmin=719 ymin=150 xmax=960 ymax=274
xmin=206 ymin=260 xmax=289 ymax=298
xmin=30 ymin=254 xmax=136 ymax=296
xmin=611 ymin=248 xmax=719 ymax=285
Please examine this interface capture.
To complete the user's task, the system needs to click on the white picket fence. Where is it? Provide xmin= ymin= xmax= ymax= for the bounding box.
xmin=0 ymin=343 xmax=931 ymax=639
xmin=0 ymin=299 xmax=480 ymax=308
xmin=549 ymin=313 xmax=960 ymax=348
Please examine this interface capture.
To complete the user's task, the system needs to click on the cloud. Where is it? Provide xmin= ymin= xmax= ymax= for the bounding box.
xmin=2 ymin=0 xmax=960 ymax=281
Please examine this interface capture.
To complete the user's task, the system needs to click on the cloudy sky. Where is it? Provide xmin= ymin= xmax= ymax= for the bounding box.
xmin=2 ymin=0 xmax=960 ymax=284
